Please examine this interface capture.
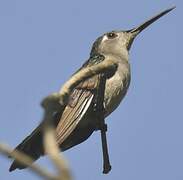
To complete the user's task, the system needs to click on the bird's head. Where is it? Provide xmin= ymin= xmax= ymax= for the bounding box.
xmin=90 ymin=6 xmax=175 ymax=58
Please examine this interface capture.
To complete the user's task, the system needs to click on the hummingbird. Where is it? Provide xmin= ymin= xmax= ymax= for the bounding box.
xmin=9 ymin=7 xmax=175 ymax=172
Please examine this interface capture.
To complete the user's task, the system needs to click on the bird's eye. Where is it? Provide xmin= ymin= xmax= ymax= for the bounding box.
xmin=107 ymin=32 xmax=117 ymax=39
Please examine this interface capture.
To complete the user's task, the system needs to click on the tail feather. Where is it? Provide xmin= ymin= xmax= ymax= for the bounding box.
xmin=9 ymin=125 xmax=44 ymax=172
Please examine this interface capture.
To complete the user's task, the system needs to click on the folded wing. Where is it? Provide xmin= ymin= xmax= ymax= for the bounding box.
xmin=56 ymin=75 xmax=100 ymax=146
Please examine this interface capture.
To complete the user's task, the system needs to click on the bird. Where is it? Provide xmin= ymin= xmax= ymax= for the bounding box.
xmin=9 ymin=6 xmax=175 ymax=172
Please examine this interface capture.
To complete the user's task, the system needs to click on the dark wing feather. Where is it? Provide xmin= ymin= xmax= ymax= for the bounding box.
xmin=56 ymin=75 xmax=100 ymax=146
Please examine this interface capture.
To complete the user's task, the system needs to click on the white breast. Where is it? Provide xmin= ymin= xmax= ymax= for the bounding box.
xmin=104 ymin=62 xmax=130 ymax=117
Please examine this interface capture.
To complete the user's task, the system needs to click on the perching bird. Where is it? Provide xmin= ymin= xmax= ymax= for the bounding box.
xmin=9 ymin=7 xmax=175 ymax=172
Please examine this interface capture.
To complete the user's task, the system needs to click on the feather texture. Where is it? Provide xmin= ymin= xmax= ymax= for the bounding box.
xmin=56 ymin=75 xmax=100 ymax=146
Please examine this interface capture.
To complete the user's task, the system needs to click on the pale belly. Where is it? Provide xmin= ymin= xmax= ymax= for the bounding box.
xmin=104 ymin=69 xmax=130 ymax=117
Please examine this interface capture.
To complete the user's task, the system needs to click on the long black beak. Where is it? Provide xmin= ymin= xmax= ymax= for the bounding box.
xmin=129 ymin=6 xmax=176 ymax=34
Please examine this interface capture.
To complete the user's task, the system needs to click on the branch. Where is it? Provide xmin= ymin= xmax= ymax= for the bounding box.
xmin=0 ymin=57 xmax=118 ymax=179
xmin=0 ymin=143 xmax=57 ymax=180
xmin=41 ymin=58 xmax=118 ymax=110
xmin=58 ymin=58 xmax=118 ymax=105
xmin=41 ymin=57 xmax=118 ymax=176
xmin=95 ymin=74 xmax=111 ymax=173
xmin=42 ymin=98 xmax=71 ymax=180
xmin=44 ymin=125 xmax=71 ymax=180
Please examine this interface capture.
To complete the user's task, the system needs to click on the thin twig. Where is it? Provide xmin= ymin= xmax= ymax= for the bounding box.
xmin=95 ymin=74 xmax=112 ymax=174
xmin=100 ymin=126 xmax=111 ymax=174
xmin=0 ymin=143 xmax=57 ymax=180
xmin=41 ymin=58 xmax=117 ymax=176
xmin=42 ymin=93 xmax=71 ymax=180
xmin=59 ymin=58 xmax=118 ymax=105
xmin=44 ymin=126 xmax=71 ymax=180
xmin=0 ymin=57 xmax=118 ymax=179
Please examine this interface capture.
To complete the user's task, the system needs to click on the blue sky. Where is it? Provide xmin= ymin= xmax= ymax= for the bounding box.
xmin=0 ymin=1 xmax=181 ymax=180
